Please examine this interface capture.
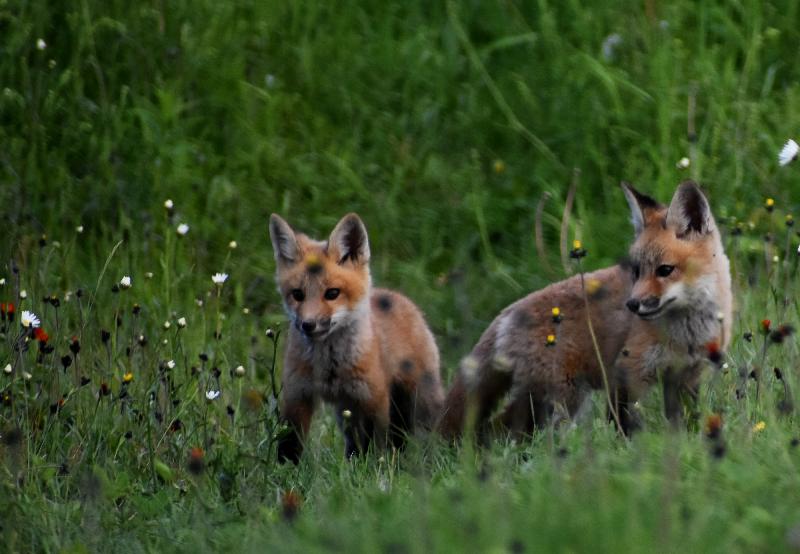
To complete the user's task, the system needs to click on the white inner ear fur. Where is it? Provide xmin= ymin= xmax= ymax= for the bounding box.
xmin=269 ymin=216 xmax=299 ymax=263
xmin=329 ymin=215 xmax=371 ymax=264
xmin=623 ymin=187 xmax=646 ymax=236
xmin=666 ymin=187 xmax=714 ymax=237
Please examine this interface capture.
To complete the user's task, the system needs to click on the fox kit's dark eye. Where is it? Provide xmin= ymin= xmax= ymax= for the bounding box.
xmin=324 ymin=288 xmax=340 ymax=300
xmin=291 ymin=289 xmax=305 ymax=302
xmin=656 ymin=265 xmax=675 ymax=278
xmin=632 ymin=264 xmax=641 ymax=280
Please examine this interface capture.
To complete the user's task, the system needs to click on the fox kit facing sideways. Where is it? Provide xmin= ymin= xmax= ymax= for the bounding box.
xmin=439 ymin=181 xmax=732 ymax=437
xmin=269 ymin=213 xmax=444 ymax=463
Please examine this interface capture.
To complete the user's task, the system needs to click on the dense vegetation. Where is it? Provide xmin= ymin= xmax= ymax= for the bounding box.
xmin=2 ymin=1 xmax=800 ymax=551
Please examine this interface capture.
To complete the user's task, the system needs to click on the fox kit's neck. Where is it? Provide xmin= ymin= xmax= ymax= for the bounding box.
xmin=303 ymin=296 xmax=373 ymax=372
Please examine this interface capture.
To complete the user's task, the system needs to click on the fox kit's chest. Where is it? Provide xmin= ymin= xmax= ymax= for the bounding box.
xmin=641 ymin=307 xmax=723 ymax=379
xmin=301 ymin=329 xmax=375 ymax=403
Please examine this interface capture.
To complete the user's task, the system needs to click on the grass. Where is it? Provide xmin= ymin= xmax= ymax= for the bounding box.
xmin=2 ymin=0 xmax=800 ymax=551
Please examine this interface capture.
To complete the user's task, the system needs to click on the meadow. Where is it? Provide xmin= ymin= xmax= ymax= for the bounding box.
xmin=2 ymin=0 xmax=800 ymax=551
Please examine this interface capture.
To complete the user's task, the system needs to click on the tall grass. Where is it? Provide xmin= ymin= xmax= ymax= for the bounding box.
xmin=1 ymin=1 xmax=800 ymax=551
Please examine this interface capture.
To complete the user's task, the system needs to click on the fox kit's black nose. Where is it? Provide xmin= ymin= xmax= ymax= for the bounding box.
xmin=301 ymin=321 xmax=317 ymax=335
xmin=625 ymin=298 xmax=640 ymax=313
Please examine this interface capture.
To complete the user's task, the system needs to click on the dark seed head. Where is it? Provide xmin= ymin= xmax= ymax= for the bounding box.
xmin=188 ymin=447 xmax=205 ymax=475
xmin=2 ymin=427 xmax=22 ymax=447
xmin=101 ymin=330 xmax=111 ymax=343
xmin=711 ymin=442 xmax=726 ymax=459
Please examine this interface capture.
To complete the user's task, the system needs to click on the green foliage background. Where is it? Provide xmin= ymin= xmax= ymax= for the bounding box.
xmin=2 ymin=1 xmax=800 ymax=552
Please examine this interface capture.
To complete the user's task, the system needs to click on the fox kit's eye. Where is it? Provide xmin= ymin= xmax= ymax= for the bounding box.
xmin=656 ymin=264 xmax=675 ymax=278
xmin=290 ymin=289 xmax=305 ymax=302
xmin=324 ymin=288 xmax=340 ymax=301
xmin=632 ymin=264 xmax=641 ymax=280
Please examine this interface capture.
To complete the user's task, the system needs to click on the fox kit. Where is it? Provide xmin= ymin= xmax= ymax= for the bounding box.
xmin=439 ymin=181 xmax=732 ymax=437
xmin=269 ymin=213 xmax=444 ymax=463
xmin=616 ymin=181 xmax=732 ymax=424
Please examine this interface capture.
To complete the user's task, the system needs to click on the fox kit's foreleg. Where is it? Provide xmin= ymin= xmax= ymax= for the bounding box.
xmin=277 ymin=362 xmax=315 ymax=464
xmin=337 ymin=379 xmax=391 ymax=458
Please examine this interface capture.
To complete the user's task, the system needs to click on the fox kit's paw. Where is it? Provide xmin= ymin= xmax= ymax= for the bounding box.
xmin=277 ymin=432 xmax=304 ymax=465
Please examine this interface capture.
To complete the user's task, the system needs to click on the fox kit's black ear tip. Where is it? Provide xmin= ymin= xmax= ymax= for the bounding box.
xmin=341 ymin=212 xmax=365 ymax=226
xmin=330 ymin=213 xmax=370 ymax=264
xmin=677 ymin=180 xmax=702 ymax=193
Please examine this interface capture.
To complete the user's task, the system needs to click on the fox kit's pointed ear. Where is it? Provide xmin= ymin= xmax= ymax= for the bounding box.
xmin=621 ymin=182 xmax=661 ymax=236
xmin=328 ymin=213 xmax=370 ymax=265
xmin=665 ymin=181 xmax=714 ymax=238
xmin=269 ymin=214 xmax=299 ymax=264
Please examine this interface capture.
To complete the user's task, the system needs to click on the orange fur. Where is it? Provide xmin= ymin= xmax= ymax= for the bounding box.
xmin=270 ymin=213 xmax=443 ymax=462
xmin=440 ymin=181 xmax=732 ymax=437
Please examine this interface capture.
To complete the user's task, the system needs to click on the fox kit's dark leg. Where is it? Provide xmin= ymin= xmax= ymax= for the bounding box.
xmin=277 ymin=364 xmax=315 ymax=464
xmin=338 ymin=408 xmax=376 ymax=458
xmin=388 ymin=381 xmax=415 ymax=449
xmin=661 ymin=368 xmax=683 ymax=427
xmin=278 ymin=396 xmax=315 ymax=464
xmin=339 ymin=379 xmax=391 ymax=458
xmin=609 ymin=384 xmax=641 ymax=436
xmin=499 ymin=392 xmax=537 ymax=436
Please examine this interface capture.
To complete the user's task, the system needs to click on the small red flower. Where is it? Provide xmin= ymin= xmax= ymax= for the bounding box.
xmin=705 ymin=413 xmax=723 ymax=440
xmin=33 ymin=328 xmax=49 ymax=343
xmin=705 ymin=341 xmax=722 ymax=365
xmin=187 ymin=447 xmax=205 ymax=475
xmin=760 ymin=319 xmax=772 ymax=334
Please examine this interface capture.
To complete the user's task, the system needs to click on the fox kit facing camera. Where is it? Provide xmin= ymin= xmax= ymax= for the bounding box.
xmin=269 ymin=213 xmax=444 ymax=463
xmin=440 ymin=181 xmax=732 ymax=437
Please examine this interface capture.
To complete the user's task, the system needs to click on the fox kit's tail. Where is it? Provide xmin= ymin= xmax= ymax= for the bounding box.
xmin=438 ymin=371 xmax=468 ymax=438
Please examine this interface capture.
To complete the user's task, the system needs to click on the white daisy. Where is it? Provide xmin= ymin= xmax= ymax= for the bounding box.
xmin=36 ymin=38 xmax=47 ymax=50
xmin=22 ymin=371 xmax=32 ymax=380
xmin=164 ymin=199 xmax=174 ymax=210
xmin=676 ymin=157 xmax=690 ymax=169
xmin=0 ymin=278 xmax=5 ymax=285
xmin=20 ymin=310 xmax=40 ymax=328
xmin=212 ymin=273 xmax=228 ymax=286
xmin=76 ymin=225 xmax=84 ymax=233
xmin=119 ymin=275 xmax=132 ymax=289
xmin=20 ymin=290 xmax=27 ymax=299
xmin=205 ymin=390 xmax=220 ymax=401
xmin=229 ymin=240 xmax=238 ymax=249
xmin=177 ymin=317 xmax=187 ymax=328
xmin=234 ymin=365 xmax=246 ymax=377
xmin=145 ymin=272 xmax=154 ymax=279
xmin=166 ymin=359 xmax=176 ymax=370
xmin=601 ymin=33 xmax=622 ymax=61
xmin=342 ymin=409 xmax=352 ymax=419
xmin=3 ymin=364 xmax=11 ymax=374
xmin=163 ymin=320 xmax=171 ymax=330
xmin=176 ymin=223 xmax=190 ymax=236
xmin=779 ymin=139 xmax=799 ymax=166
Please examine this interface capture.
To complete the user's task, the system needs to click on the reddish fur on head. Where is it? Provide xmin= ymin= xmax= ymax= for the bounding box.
xmin=269 ymin=213 xmax=372 ymax=339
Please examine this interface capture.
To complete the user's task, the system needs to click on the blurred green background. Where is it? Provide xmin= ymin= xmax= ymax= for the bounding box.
xmin=4 ymin=2 xmax=800 ymax=552
xmin=2 ymin=0 xmax=798 ymax=363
